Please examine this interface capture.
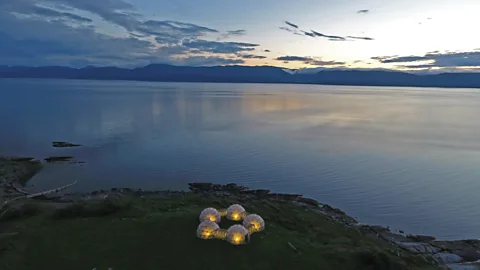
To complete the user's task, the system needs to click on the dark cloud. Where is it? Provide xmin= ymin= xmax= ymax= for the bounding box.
xmin=309 ymin=59 xmax=346 ymax=66
xmin=357 ymin=10 xmax=370 ymax=14
xmin=275 ymin=56 xmax=345 ymax=66
xmin=182 ymin=40 xmax=259 ymax=54
xmin=373 ymin=55 xmax=430 ymax=63
xmin=138 ymin=20 xmax=218 ymax=43
xmin=281 ymin=21 xmax=372 ymax=41
xmin=217 ymin=29 xmax=247 ymax=40
xmin=285 ymin=21 xmax=299 ymax=29
xmin=0 ymin=1 xmax=92 ymax=23
xmin=279 ymin=26 xmax=303 ymax=36
xmin=0 ymin=0 xmax=258 ymax=67
xmin=371 ymin=55 xmax=399 ymax=61
xmin=310 ymin=30 xmax=346 ymax=41
xmin=264 ymin=49 xmax=271 ymax=52
xmin=372 ymin=51 xmax=480 ymax=68
xmin=30 ymin=6 xmax=92 ymax=23
xmin=176 ymin=56 xmax=244 ymax=66
xmin=237 ymin=54 xmax=267 ymax=59
xmin=398 ymin=64 xmax=435 ymax=69
xmin=276 ymin=56 xmax=311 ymax=61
xmin=347 ymin=36 xmax=374 ymax=41
xmin=227 ymin=30 xmax=247 ymax=36
xmin=223 ymin=29 xmax=246 ymax=37
xmin=279 ymin=26 xmax=293 ymax=32
xmin=303 ymin=31 xmax=315 ymax=38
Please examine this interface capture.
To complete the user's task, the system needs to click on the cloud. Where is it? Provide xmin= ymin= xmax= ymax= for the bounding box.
xmin=237 ymin=54 xmax=267 ymax=59
xmin=0 ymin=0 xmax=259 ymax=67
xmin=279 ymin=26 xmax=303 ymax=36
xmin=375 ymin=56 xmax=426 ymax=63
xmin=372 ymin=51 xmax=480 ymax=68
xmin=176 ymin=56 xmax=244 ymax=66
xmin=357 ymin=10 xmax=370 ymax=14
xmin=30 ymin=6 xmax=92 ymax=23
xmin=0 ymin=1 xmax=93 ymax=23
xmin=309 ymin=30 xmax=346 ymax=41
xmin=303 ymin=31 xmax=316 ymax=38
xmin=371 ymin=55 xmax=399 ymax=61
xmin=264 ymin=49 xmax=271 ymax=52
xmin=280 ymin=21 xmax=373 ymax=41
xmin=275 ymin=56 xmax=345 ymax=66
xmin=218 ymin=29 xmax=247 ymax=40
xmin=285 ymin=21 xmax=299 ymax=29
xmin=276 ymin=56 xmax=311 ymax=61
xmin=138 ymin=20 xmax=218 ymax=44
xmin=182 ymin=40 xmax=259 ymax=54
xmin=347 ymin=36 xmax=374 ymax=41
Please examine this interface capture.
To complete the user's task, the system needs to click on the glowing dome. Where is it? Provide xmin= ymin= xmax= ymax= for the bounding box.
xmin=199 ymin=207 xmax=221 ymax=223
xmin=243 ymin=214 xmax=265 ymax=234
xmin=226 ymin=225 xmax=249 ymax=245
xmin=197 ymin=221 xmax=220 ymax=239
xmin=226 ymin=204 xmax=246 ymax=221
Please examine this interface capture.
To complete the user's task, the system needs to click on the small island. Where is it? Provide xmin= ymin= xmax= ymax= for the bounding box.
xmin=52 ymin=141 xmax=82 ymax=148
xmin=1 ymin=157 xmax=479 ymax=270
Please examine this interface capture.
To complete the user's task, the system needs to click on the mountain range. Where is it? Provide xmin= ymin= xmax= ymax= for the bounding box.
xmin=1 ymin=64 xmax=480 ymax=88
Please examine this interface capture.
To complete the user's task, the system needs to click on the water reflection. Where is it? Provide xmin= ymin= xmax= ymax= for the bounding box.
xmin=1 ymin=79 xmax=480 ymax=240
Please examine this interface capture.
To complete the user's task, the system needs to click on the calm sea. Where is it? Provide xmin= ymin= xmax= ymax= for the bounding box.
xmin=1 ymin=78 xmax=480 ymax=240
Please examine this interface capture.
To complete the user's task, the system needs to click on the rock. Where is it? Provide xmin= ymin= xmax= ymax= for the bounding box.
xmin=8 ymin=157 xmax=35 ymax=162
xmin=0 ymin=157 xmax=43 ymax=187
xmin=240 ymin=189 xmax=271 ymax=198
xmin=465 ymin=240 xmax=480 ymax=248
xmin=188 ymin=182 xmax=215 ymax=192
xmin=434 ymin=252 xmax=463 ymax=264
xmin=369 ymin=225 xmax=390 ymax=233
xmin=188 ymin=182 xmax=250 ymax=193
xmin=44 ymin=156 xmax=74 ymax=162
xmin=396 ymin=242 xmax=438 ymax=254
xmin=456 ymin=249 xmax=480 ymax=262
xmin=68 ymin=161 xmax=86 ymax=165
xmin=376 ymin=231 xmax=410 ymax=243
xmin=322 ymin=204 xmax=346 ymax=215
xmin=297 ymin=197 xmax=320 ymax=206
xmin=447 ymin=262 xmax=480 ymax=270
xmin=267 ymin=193 xmax=302 ymax=201
xmin=52 ymin=141 xmax=82 ymax=148
xmin=431 ymin=240 xmax=480 ymax=261
xmin=407 ymin=234 xmax=436 ymax=242
xmin=225 ymin=183 xmax=247 ymax=191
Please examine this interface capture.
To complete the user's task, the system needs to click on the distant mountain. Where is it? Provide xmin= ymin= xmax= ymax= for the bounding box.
xmin=1 ymin=64 xmax=480 ymax=88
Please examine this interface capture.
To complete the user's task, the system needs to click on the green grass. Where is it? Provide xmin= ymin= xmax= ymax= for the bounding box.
xmin=0 ymin=195 xmax=441 ymax=270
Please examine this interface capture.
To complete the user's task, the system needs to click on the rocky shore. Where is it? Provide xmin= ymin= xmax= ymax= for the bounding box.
xmin=1 ymin=157 xmax=480 ymax=269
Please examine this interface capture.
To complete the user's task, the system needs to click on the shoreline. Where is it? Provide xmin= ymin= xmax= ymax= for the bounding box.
xmin=1 ymin=156 xmax=480 ymax=269
xmin=4 ymin=72 xmax=480 ymax=90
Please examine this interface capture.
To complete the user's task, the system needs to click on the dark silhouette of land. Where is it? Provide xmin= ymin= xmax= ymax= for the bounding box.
xmin=1 ymin=64 xmax=480 ymax=88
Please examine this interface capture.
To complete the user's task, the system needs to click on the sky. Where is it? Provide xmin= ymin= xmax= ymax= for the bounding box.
xmin=1 ymin=0 xmax=480 ymax=72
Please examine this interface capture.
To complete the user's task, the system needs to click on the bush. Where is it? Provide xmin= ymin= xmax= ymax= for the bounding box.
xmin=53 ymin=198 xmax=132 ymax=219
xmin=0 ymin=203 xmax=40 ymax=221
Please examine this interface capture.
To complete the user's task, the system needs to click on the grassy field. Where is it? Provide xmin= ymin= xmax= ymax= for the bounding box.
xmin=0 ymin=194 xmax=441 ymax=270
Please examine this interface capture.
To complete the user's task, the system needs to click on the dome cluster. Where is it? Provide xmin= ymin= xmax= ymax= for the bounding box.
xmin=197 ymin=204 xmax=265 ymax=245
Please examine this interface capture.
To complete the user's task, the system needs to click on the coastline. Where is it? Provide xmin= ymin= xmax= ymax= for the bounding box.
xmin=1 ymin=156 xmax=479 ymax=269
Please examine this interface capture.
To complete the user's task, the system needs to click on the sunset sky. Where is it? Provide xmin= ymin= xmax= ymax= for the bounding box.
xmin=1 ymin=0 xmax=480 ymax=72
